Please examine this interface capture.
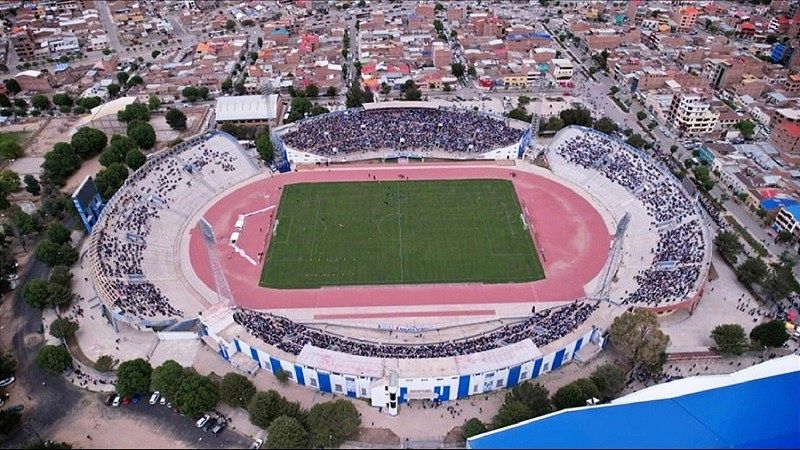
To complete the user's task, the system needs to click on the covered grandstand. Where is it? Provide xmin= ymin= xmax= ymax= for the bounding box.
xmin=467 ymin=355 xmax=800 ymax=449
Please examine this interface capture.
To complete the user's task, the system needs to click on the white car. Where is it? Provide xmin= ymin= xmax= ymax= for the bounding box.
xmin=0 ymin=377 xmax=15 ymax=388
xmin=112 ymin=395 xmax=121 ymax=407
xmin=159 ymin=397 xmax=167 ymax=406
xmin=149 ymin=391 xmax=160 ymax=405
xmin=196 ymin=414 xmax=211 ymax=428
xmin=251 ymin=438 xmax=264 ymax=449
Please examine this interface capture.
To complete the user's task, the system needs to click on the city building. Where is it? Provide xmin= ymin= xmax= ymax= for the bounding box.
xmin=215 ymin=94 xmax=280 ymax=126
xmin=667 ymin=91 xmax=719 ymax=137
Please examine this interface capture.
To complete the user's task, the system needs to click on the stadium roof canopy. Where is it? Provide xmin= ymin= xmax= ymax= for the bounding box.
xmin=467 ymin=355 xmax=800 ymax=449
xmin=215 ymin=94 xmax=278 ymax=122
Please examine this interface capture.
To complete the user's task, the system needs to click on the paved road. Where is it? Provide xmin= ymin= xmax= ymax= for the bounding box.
xmin=94 ymin=0 xmax=125 ymax=54
xmin=1 ymin=242 xmax=250 ymax=448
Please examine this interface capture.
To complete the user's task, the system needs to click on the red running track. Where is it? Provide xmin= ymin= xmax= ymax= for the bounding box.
xmin=188 ymin=165 xmax=611 ymax=311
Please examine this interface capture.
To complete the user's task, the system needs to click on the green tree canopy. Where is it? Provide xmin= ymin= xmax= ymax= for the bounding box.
xmin=265 ymin=416 xmax=309 ymax=449
xmin=107 ymin=83 xmax=121 ymax=97
xmin=3 ymin=79 xmax=21 ymax=95
xmin=255 ymin=127 xmax=274 ymax=162
xmin=127 ymin=120 xmax=156 ymax=149
xmin=49 ymin=317 xmax=79 ymax=340
xmin=0 ymin=141 xmax=23 ymax=159
xmin=736 ymin=257 xmax=769 ymax=287
xmin=711 ymin=324 xmax=749 ymax=355
xmin=23 ymin=174 xmax=40 ymax=195
xmin=305 ymin=83 xmax=319 ymax=97
xmin=735 ymin=120 xmax=756 ymax=139
xmin=151 ymin=360 xmax=185 ymax=400
xmin=77 ymin=96 xmax=102 ymax=110
xmin=116 ymin=71 xmax=130 ymax=85
xmin=590 ymin=363 xmax=626 ymax=401
xmin=248 ymin=390 xmax=287 ymax=429
xmin=609 ymin=309 xmax=669 ymax=373
xmin=117 ymin=103 xmax=150 ymax=123
xmin=492 ymin=399 xmax=531 ymax=429
xmin=165 ymin=108 xmax=187 ymax=130
xmin=714 ymin=232 xmax=743 ymax=264
xmin=462 ymin=418 xmax=487 ymax=440
xmin=0 ymin=170 xmax=20 ymax=193
xmin=593 ymin=117 xmax=619 ymax=135
xmin=173 ymin=372 xmax=219 ymax=418
xmin=451 ymin=62 xmax=465 ymax=78
xmin=560 ymin=107 xmax=593 ymax=127
xmin=41 ymin=142 xmax=81 ymax=186
xmin=750 ymin=320 xmax=790 ymax=348
xmin=0 ymin=352 xmax=15 ymax=379
xmin=70 ymin=127 xmax=108 ymax=159
xmin=31 ymin=94 xmax=51 ymax=110
xmin=116 ymin=358 xmax=153 ymax=398
xmin=22 ymin=279 xmax=52 ymax=309
xmin=306 ymin=400 xmax=361 ymax=448
xmin=125 ymin=148 xmax=146 ymax=170
xmin=35 ymin=345 xmax=72 ymax=375
xmin=94 ymin=162 xmax=129 ymax=201
xmin=0 ymin=409 xmax=21 ymax=435
xmin=147 ymin=95 xmax=161 ymax=111
xmin=46 ymin=221 xmax=70 ymax=245
xmin=551 ymin=378 xmax=599 ymax=410
xmin=220 ymin=372 xmax=256 ymax=408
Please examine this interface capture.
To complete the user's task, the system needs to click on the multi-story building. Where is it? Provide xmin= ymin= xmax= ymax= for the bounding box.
xmin=10 ymin=26 xmax=36 ymax=61
xmin=774 ymin=205 xmax=800 ymax=241
xmin=772 ymin=108 xmax=800 ymax=128
xmin=769 ymin=121 xmax=800 ymax=162
xmin=549 ymin=59 xmax=574 ymax=80
xmin=667 ymin=91 xmax=719 ymax=137
xmin=676 ymin=6 xmax=699 ymax=31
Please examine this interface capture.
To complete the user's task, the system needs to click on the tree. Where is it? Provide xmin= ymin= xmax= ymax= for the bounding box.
xmin=225 ymin=19 xmax=236 ymax=31
xmin=220 ymin=373 xmax=256 ymax=408
xmin=609 ymin=309 xmax=670 ymax=373
xmin=125 ymin=148 xmax=146 ymax=170
xmin=116 ymin=71 xmax=129 ymax=85
xmin=165 ymin=108 xmax=187 ymax=130
xmin=765 ymin=34 xmax=778 ymax=45
xmin=116 ymin=358 xmax=153 ymax=398
xmin=147 ymin=95 xmax=161 ymax=111
xmin=221 ymin=78 xmax=233 ymax=93
xmin=94 ymin=162 xmax=129 ymax=200
xmin=467 ymin=65 xmax=477 ymax=77
xmin=0 ymin=94 xmax=9 ymax=108
xmin=248 ymin=390 xmax=287 ymax=429
xmin=182 ymin=86 xmax=199 ymax=102
xmin=0 ymin=170 xmax=20 ymax=193
xmin=151 ymin=50 xmax=161 ymax=59
xmin=234 ymin=80 xmax=246 ymax=95
xmin=326 ymin=86 xmax=337 ymax=97
xmin=95 ymin=355 xmax=115 ymax=372
xmin=22 ymin=279 xmax=51 ymax=309
xmin=714 ymin=232 xmax=743 ymax=263
xmin=750 ymin=320 xmax=790 ymax=348
xmin=609 ymin=86 xmax=620 ymax=95
xmin=49 ymin=265 xmax=73 ymax=288
xmin=107 ymin=83 xmax=121 ymax=97
xmin=305 ymin=84 xmax=319 ymax=97
xmin=22 ymin=440 xmax=73 ymax=449
xmin=117 ymin=103 xmax=150 ymax=123
xmin=41 ymin=142 xmax=80 ymax=186
xmin=636 ymin=111 xmax=647 ymax=121
xmin=70 ymin=127 xmax=108 ymax=159
xmin=0 ymin=141 xmax=22 ymax=159
xmin=735 ymin=120 xmax=756 ymax=140
xmin=23 ymin=174 xmax=40 ymax=195
xmin=736 ymin=257 xmax=769 ymax=287
xmin=174 ymin=372 xmax=219 ymax=418
xmin=127 ymin=75 xmax=144 ymax=87
xmin=462 ymin=418 xmax=487 ymax=440
xmin=560 ymin=107 xmax=593 ymax=127
xmin=551 ymin=378 xmax=599 ymax=410
xmin=492 ymin=399 xmax=532 ymax=428
xmin=626 ymin=133 xmax=646 ymax=149
xmin=451 ymin=62 xmax=465 ymax=78
xmin=35 ymin=345 xmax=72 ymax=375
xmin=3 ymin=79 xmax=21 ymax=95
xmin=198 ymin=86 xmax=209 ymax=100
xmin=77 ymin=96 xmax=102 ymax=110
xmin=127 ymin=120 xmax=156 ymax=149
xmin=711 ymin=324 xmax=748 ymax=355
xmin=0 ymin=409 xmax=21 ymax=435
xmin=306 ymin=400 xmax=361 ymax=448
xmin=151 ymin=360 xmax=185 ymax=400
xmin=46 ymin=221 xmax=70 ymax=245
xmin=13 ymin=98 xmax=26 ymax=109
xmin=763 ymin=263 xmax=800 ymax=301
xmin=345 ymin=82 xmax=373 ymax=108
xmin=255 ymin=127 xmax=274 ymax=162
xmin=593 ymin=117 xmax=618 ymax=135
xmin=31 ymin=94 xmax=51 ymax=110
xmin=49 ymin=317 xmax=79 ymax=340
xmin=590 ymin=363 xmax=626 ymax=401
xmin=266 ymin=416 xmax=309 ymax=449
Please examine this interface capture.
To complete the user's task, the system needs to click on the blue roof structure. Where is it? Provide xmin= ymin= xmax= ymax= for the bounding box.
xmin=468 ymin=358 xmax=800 ymax=449
xmin=785 ymin=204 xmax=800 ymax=221
xmin=761 ymin=197 xmax=798 ymax=211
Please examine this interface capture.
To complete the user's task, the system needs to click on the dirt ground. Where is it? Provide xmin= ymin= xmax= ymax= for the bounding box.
xmin=17 ymin=117 xmax=78 ymax=157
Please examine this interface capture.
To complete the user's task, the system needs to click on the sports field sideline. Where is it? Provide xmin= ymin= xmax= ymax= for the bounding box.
xmin=260 ymin=179 xmax=545 ymax=288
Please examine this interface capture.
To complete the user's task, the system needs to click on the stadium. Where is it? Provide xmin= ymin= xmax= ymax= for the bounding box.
xmin=86 ymin=102 xmax=712 ymax=414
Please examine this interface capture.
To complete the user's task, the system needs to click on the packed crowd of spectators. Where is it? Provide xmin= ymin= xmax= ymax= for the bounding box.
xmin=233 ymin=301 xmax=599 ymax=359
xmin=553 ymin=130 xmax=708 ymax=306
xmin=90 ymin=133 xmax=252 ymax=319
xmin=281 ymin=107 xmax=523 ymax=156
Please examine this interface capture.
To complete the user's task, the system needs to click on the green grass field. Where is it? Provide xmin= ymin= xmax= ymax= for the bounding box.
xmin=0 ymin=131 xmax=28 ymax=147
xmin=260 ymin=179 xmax=544 ymax=288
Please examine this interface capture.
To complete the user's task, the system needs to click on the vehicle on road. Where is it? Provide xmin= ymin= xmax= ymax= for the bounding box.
xmin=196 ymin=414 xmax=211 ymax=428
xmin=106 ymin=393 xmax=116 ymax=406
xmin=149 ymin=391 xmax=160 ymax=405
xmin=112 ymin=395 xmax=121 ymax=407
xmin=251 ymin=438 xmax=264 ymax=449
xmin=211 ymin=420 xmax=227 ymax=437
xmin=203 ymin=418 xmax=218 ymax=432
xmin=159 ymin=397 xmax=167 ymax=406
xmin=121 ymin=397 xmax=131 ymax=405
xmin=0 ymin=377 xmax=15 ymax=387
xmin=132 ymin=394 xmax=141 ymax=404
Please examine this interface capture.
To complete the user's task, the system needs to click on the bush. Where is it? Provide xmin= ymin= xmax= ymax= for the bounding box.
xmin=306 ymin=400 xmax=361 ymax=448
xmin=750 ymin=320 xmax=790 ymax=348
xmin=551 ymin=378 xmax=599 ymax=410
xmin=590 ymin=363 xmax=626 ymax=401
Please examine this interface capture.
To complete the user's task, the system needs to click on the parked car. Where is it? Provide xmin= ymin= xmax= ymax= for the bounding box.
xmin=112 ymin=395 xmax=121 ymax=407
xmin=132 ymin=394 xmax=141 ymax=404
xmin=0 ymin=377 xmax=15 ymax=388
xmin=251 ymin=438 xmax=264 ymax=449
xmin=121 ymin=397 xmax=131 ymax=405
xmin=106 ymin=393 xmax=117 ymax=406
xmin=149 ymin=391 xmax=160 ymax=405
xmin=202 ymin=418 xmax=218 ymax=432
xmin=210 ymin=420 xmax=227 ymax=437
xmin=159 ymin=397 xmax=167 ymax=406
xmin=196 ymin=414 xmax=211 ymax=428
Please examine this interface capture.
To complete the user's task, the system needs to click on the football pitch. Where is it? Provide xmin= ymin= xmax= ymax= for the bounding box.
xmin=260 ymin=179 xmax=545 ymax=288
